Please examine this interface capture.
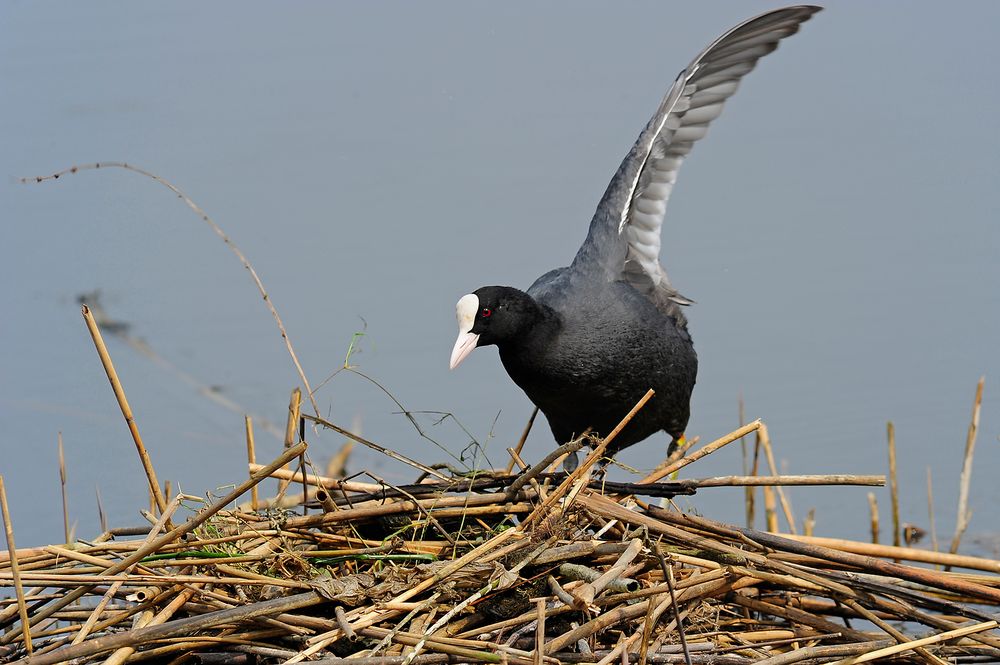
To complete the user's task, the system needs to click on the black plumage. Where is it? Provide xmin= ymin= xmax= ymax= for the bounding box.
xmin=450 ymin=6 xmax=821 ymax=457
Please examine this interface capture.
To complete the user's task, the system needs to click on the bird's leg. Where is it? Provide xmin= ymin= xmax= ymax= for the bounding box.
xmin=562 ymin=450 xmax=580 ymax=474
xmin=666 ymin=432 xmax=687 ymax=459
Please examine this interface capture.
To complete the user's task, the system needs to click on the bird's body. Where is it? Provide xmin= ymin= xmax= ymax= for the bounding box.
xmin=450 ymin=6 xmax=820 ymax=458
xmin=504 ymin=272 xmax=696 ymax=454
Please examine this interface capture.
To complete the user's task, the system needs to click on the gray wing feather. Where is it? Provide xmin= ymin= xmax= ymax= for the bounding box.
xmin=573 ymin=5 xmax=821 ymax=310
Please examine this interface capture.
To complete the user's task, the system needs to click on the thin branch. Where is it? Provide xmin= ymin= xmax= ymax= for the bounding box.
xmin=22 ymin=162 xmax=321 ymax=418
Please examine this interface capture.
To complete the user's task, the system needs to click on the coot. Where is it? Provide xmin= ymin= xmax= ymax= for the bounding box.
xmin=450 ymin=6 xmax=820 ymax=457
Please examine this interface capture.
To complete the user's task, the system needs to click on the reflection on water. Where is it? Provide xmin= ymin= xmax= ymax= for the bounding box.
xmin=1 ymin=2 xmax=998 ymax=548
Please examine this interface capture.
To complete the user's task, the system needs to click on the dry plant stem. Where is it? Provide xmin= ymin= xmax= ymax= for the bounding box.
xmin=506 ymin=407 xmax=539 ymax=475
xmin=828 ymin=620 xmax=998 ymax=665
xmin=545 ymin=574 xmax=734 ymax=654
xmin=0 ymin=476 xmax=32 ymax=655
xmin=57 ymin=433 xmax=69 ymax=545
xmin=247 ymin=464 xmax=384 ymax=493
xmin=763 ymin=485 xmax=778 ymax=533
xmin=316 ymin=489 xmax=339 ymax=513
xmin=365 ymin=594 xmax=440 ymax=659
xmin=13 ymin=591 xmax=323 ymax=665
xmin=72 ymin=496 xmax=182 ymax=645
xmin=533 ymin=599 xmax=545 ymax=665
xmin=684 ymin=475 xmax=883 ymax=487
xmin=524 ymin=389 xmax=655 ymax=527
xmin=509 ymin=450 xmax=547 ymax=502
xmin=839 ymin=598 xmax=949 ymax=665
xmin=654 ymin=507 xmax=1000 ymax=604
xmin=309 ymin=658 xmax=453 ymax=665
xmin=25 ymin=162 xmax=321 ymax=417
xmin=887 ymin=421 xmax=900 ymax=549
xmin=308 ymin=527 xmax=522 ymax=649
xmin=365 ymin=474 xmax=456 ymax=547
xmin=949 ymin=376 xmax=984 ymax=560
xmin=2 ymin=442 xmax=307 ymax=645
xmin=728 ymin=594 xmax=872 ymax=642
xmin=402 ymin=570 xmax=518 ymax=665
xmin=571 ymin=539 xmax=643 ymax=609
xmin=757 ymin=424 xmax=796 ymax=534
xmin=82 ymin=304 xmax=168 ymax=517
xmin=776 ymin=533 xmax=1000 ymax=573
xmin=641 ymin=420 xmax=760 ymax=484
xmin=327 ymin=438 xmax=355 ymax=478
xmin=658 ymin=548 xmax=692 ymax=665
xmin=508 ymin=438 xmax=588 ymax=497
xmin=303 ymin=414 xmax=449 ymax=481
xmin=358 ymin=627 xmax=528 ymax=665
xmin=867 ymin=493 xmax=879 ymax=544
xmin=748 ymin=428 xmax=762 ymax=529
xmin=277 ymin=388 xmax=302 ymax=496
xmin=245 ymin=416 xmax=259 ymax=512
xmin=926 ymin=466 xmax=938 ymax=553
xmin=754 ymin=641 xmax=896 ymax=665
xmin=103 ymin=582 xmax=204 ymax=665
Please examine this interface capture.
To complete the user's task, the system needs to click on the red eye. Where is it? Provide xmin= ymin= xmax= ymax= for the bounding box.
xmin=481 ymin=307 xmax=492 ymax=318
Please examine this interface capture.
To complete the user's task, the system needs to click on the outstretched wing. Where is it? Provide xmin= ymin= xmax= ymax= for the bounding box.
xmin=573 ymin=5 xmax=821 ymax=308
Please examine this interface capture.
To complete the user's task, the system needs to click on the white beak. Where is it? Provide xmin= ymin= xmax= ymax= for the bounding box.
xmin=449 ymin=293 xmax=480 ymax=370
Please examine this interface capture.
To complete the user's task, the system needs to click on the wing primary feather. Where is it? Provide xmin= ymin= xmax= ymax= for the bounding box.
xmin=573 ymin=5 xmax=820 ymax=317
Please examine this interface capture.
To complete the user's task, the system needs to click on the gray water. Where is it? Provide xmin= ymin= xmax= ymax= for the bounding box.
xmin=2 ymin=2 xmax=998 ymax=550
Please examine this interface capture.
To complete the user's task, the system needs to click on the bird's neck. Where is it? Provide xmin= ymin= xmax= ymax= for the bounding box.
xmin=498 ymin=303 xmax=560 ymax=360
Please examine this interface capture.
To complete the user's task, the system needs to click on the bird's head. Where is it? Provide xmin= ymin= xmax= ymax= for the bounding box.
xmin=449 ymin=286 xmax=539 ymax=369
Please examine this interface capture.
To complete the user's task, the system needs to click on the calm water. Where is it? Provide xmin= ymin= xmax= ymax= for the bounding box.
xmin=2 ymin=2 xmax=999 ymax=550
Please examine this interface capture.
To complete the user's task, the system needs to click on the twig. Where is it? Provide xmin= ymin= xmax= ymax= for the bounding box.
xmin=22 ymin=162 xmax=321 ymax=417
xmin=506 ymin=407 xmax=539 ymax=474
xmin=507 ymin=437 xmax=589 ymax=497
xmin=82 ymin=304 xmax=168 ymax=517
xmin=303 ymin=414 xmax=449 ymax=481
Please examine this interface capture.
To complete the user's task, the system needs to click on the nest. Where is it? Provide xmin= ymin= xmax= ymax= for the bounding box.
xmin=2 ymin=390 xmax=1000 ymax=665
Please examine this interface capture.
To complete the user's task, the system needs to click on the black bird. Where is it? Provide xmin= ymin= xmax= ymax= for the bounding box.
xmin=450 ymin=6 xmax=821 ymax=459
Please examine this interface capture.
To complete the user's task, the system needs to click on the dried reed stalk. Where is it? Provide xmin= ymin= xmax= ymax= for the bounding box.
xmin=277 ymin=388 xmax=303 ymax=496
xmin=887 ymin=420 xmax=900 ymax=549
xmin=245 ymin=416 xmax=259 ymax=512
xmin=642 ymin=420 xmax=760 ymax=484
xmin=0 ymin=476 xmax=32 ymax=655
xmin=81 ymin=304 xmax=168 ymax=517
xmin=949 ymin=376 xmax=984 ymax=560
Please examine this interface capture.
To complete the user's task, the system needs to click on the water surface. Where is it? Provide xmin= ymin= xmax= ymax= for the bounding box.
xmin=2 ymin=2 xmax=998 ymax=550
